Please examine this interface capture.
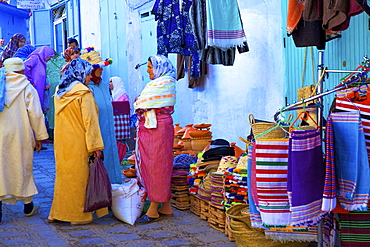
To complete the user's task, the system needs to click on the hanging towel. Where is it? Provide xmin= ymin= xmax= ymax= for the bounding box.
xmin=255 ymin=139 xmax=291 ymax=228
xmin=206 ymin=0 xmax=247 ymax=49
xmin=322 ymin=115 xmax=337 ymax=212
xmin=287 ymin=129 xmax=326 ymax=227
xmin=247 ymin=143 xmax=263 ymax=228
xmin=331 ymin=111 xmax=370 ymax=211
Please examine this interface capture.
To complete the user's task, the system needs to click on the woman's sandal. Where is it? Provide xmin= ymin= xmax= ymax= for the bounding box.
xmin=135 ymin=215 xmax=160 ymax=225
xmin=158 ymin=212 xmax=174 ymax=217
xmin=48 ymin=216 xmax=57 ymax=223
xmin=70 ymin=220 xmax=92 ymax=226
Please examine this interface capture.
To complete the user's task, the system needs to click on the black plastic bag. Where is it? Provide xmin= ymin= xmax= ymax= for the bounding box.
xmin=84 ymin=156 xmax=112 ymax=212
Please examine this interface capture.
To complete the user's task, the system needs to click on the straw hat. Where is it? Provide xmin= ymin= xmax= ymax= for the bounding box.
xmin=80 ymin=47 xmax=112 ymax=68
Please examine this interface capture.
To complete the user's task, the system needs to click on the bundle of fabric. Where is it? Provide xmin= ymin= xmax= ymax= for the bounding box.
xmin=287 ymin=129 xmax=326 ymax=226
xmin=338 ymin=210 xmax=370 ymax=246
xmin=324 ymin=111 xmax=370 ymax=211
xmin=223 ymin=167 xmax=248 ymax=210
xmin=187 ymin=163 xmax=205 ymax=195
xmin=197 ymin=166 xmax=217 ymax=201
xmin=209 ymin=172 xmax=224 ymax=209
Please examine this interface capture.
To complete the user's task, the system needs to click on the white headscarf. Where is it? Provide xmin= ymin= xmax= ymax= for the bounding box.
xmin=110 ymin=76 xmax=127 ymax=101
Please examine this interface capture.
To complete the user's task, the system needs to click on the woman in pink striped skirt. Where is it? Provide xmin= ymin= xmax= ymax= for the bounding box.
xmin=134 ymin=55 xmax=176 ymax=224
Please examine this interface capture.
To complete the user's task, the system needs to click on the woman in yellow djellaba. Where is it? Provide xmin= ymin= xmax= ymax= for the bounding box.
xmin=48 ymin=58 xmax=106 ymax=226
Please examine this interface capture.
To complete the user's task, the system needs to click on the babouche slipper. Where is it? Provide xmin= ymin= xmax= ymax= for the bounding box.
xmin=25 ymin=203 xmax=40 ymax=217
xmin=135 ymin=215 xmax=160 ymax=225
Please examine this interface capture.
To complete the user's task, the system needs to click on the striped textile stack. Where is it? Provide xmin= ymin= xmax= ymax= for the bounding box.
xmin=339 ymin=210 xmax=370 ymax=246
xmin=223 ymin=168 xmax=248 ymax=210
xmin=209 ymin=173 xmax=224 ymax=209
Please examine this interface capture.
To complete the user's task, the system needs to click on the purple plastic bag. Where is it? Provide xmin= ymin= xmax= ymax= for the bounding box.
xmin=84 ymin=157 xmax=112 ymax=212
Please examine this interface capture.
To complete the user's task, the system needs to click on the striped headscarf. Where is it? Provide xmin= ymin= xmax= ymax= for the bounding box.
xmin=1 ymin=33 xmax=26 ymax=61
xmin=56 ymin=58 xmax=93 ymax=98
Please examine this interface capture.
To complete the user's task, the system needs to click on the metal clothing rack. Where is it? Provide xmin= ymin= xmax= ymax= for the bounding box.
xmin=274 ymin=52 xmax=370 ymax=123
xmin=274 ymin=52 xmax=370 ymax=247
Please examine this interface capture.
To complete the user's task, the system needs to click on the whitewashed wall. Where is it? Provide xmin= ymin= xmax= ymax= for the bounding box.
xmin=83 ymin=0 xmax=285 ymax=148
xmin=80 ymin=0 xmax=101 ymax=50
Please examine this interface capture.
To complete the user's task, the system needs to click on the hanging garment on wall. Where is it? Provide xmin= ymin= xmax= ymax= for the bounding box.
xmin=287 ymin=0 xmax=305 ymax=35
xmin=330 ymin=111 xmax=370 ymax=211
xmin=255 ymin=139 xmax=292 ymax=228
xmin=176 ymin=55 xmax=207 ymax=88
xmin=292 ymin=19 xmax=326 ymax=50
xmin=322 ymin=0 xmax=348 ymax=31
xmin=152 ymin=0 xmax=201 ymax=78
xmin=303 ymin=0 xmax=323 ymax=22
xmin=338 ymin=210 xmax=370 ymax=246
xmin=190 ymin=0 xmax=207 ymax=56
xmin=287 ymin=129 xmax=326 ymax=227
xmin=205 ymin=0 xmax=247 ymax=49
xmin=332 ymin=0 xmax=364 ymax=31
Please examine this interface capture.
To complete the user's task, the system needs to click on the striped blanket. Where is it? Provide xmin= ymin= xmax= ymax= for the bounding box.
xmin=255 ymin=139 xmax=291 ymax=228
xmin=288 ymin=129 xmax=326 ymax=227
xmin=330 ymin=111 xmax=370 ymax=211
xmin=339 ymin=210 xmax=370 ymax=246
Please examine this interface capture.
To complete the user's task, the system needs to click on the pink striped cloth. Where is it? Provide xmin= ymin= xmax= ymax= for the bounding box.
xmin=135 ymin=113 xmax=174 ymax=202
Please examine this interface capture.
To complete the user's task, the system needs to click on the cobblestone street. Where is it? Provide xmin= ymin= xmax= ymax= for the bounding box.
xmin=0 ymin=144 xmax=237 ymax=247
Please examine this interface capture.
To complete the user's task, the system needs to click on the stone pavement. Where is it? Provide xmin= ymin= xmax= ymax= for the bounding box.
xmin=0 ymin=144 xmax=237 ymax=247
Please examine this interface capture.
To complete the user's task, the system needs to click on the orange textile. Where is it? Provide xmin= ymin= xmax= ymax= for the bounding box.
xmin=287 ymin=0 xmax=305 ymax=34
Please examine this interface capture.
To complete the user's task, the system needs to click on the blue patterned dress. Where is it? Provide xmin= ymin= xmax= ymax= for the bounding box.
xmin=152 ymin=0 xmax=200 ymax=78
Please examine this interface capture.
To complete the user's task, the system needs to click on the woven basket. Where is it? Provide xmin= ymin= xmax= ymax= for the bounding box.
xmin=225 ymin=204 xmax=250 ymax=225
xmin=249 ymin=114 xmax=288 ymax=139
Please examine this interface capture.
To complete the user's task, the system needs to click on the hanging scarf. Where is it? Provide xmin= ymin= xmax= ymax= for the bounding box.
xmin=56 ymin=58 xmax=93 ymax=98
xmin=331 ymin=111 xmax=370 ymax=211
xmin=286 ymin=0 xmax=305 ymax=35
xmin=13 ymin=45 xmax=36 ymax=61
xmin=287 ymin=129 xmax=326 ymax=227
xmin=206 ymin=0 xmax=247 ymax=49
xmin=2 ymin=33 xmax=26 ymax=61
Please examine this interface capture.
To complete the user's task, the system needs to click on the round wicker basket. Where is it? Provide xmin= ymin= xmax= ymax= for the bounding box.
xmin=249 ymin=114 xmax=288 ymax=139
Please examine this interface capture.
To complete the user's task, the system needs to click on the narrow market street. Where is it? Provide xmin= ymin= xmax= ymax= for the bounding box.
xmin=0 ymin=144 xmax=236 ymax=247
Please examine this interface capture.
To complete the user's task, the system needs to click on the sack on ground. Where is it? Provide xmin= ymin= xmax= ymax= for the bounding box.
xmin=84 ymin=156 xmax=113 ymax=212
xmin=111 ymin=178 xmax=146 ymax=225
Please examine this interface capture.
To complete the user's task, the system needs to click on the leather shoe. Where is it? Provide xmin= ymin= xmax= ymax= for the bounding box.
xmin=70 ymin=220 xmax=92 ymax=226
xmin=135 ymin=215 xmax=160 ymax=225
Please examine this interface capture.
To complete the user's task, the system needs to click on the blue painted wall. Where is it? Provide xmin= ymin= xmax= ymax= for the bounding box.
xmin=0 ymin=3 xmax=30 ymax=43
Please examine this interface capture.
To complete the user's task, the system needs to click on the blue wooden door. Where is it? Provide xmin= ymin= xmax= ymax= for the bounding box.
xmin=66 ymin=0 xmax=81 ymax=44
xmin=99 ymin=0 xmax=128 ymax=88
xmin=32 ymin=9 xmax=53 ymax=47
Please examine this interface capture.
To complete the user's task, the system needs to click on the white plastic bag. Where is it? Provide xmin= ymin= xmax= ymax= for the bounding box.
xmin=111 ymin=178 xmax=146 ymax=225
